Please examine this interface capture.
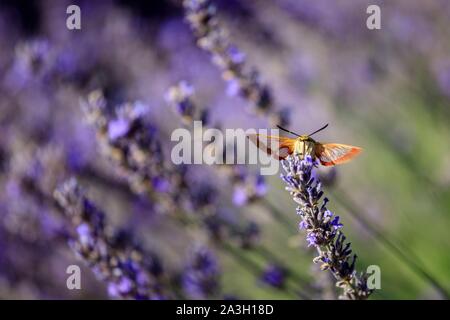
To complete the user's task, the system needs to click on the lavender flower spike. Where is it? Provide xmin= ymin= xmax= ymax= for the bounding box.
xmin=281 ymin=155 xmax=372 ymax=300
xmin=183 ymin=0 xmax=291 ymax=126
xmin=54 ymin=178 xmax=167 ymax=299
xmin=183 ymin=0 xmax=273 ymax=115
xmin=82 ymin=90 xmax=170 ymax=197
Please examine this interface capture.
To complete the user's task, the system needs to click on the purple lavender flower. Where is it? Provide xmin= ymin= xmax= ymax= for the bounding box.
xmin=187 ymin=181 xmax=218 ymax=210
xmin=261 ymin=264 xmax=286 ymax=288
xmin=108 ymin=118 xmax=130 ymax=141
xmin=330 ymin=216 xmax=343 ymax=230
xmin=165 ymin=81 xmax=199 ymax=124
xmin=151 ymin=176 xmax=171 ymax=193
xmin=5 ymin=39 xmax=50 ymax=89
xmin=281 ymin=155 xmax=373 ymax=299
xmin=182 ymin=245 xmax=220 ymax=299
xmin=226 ymin=46 xmax=246 ymax=64
xmin=306 ymin=233 xmax=318 ymax=247
xmin=231 ymin=166 xmax=267 ymax=206
xmin=83 ymin=91 xmax=170 ymax=197
xmin=299 ymin=220 xmax=308 ymax=230
xmin=226 ymin=78 xmax=241 ymax=97
xmin=232 ymin=187 xmax=248 ymax=207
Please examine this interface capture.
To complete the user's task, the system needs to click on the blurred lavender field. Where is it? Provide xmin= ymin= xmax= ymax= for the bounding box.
xmin=0 ymin=0 xmax=449 ymax=299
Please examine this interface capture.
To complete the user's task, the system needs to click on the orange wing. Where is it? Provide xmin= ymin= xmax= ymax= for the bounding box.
xmin=247 ymin=134 xmax=296 ymax=160
xmin=315 ymin=143 xmax=362 ymax=166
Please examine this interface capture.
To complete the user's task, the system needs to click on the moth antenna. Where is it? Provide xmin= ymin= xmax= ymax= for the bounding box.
xmin=308 ymin=124 xmax=329 ymax=137
xmin=276 ymin=125 xmax=301 ymax=137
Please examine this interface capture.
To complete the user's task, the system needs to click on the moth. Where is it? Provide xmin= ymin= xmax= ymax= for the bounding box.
xmin=247 ymin=124 xmax=362 ymax=166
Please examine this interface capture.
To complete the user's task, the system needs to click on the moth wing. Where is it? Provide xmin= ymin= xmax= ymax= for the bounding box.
xmin=315 ymin=143 xmax=362 ymax=166
xmin=247 ymin=134 xmax=296 ymax=160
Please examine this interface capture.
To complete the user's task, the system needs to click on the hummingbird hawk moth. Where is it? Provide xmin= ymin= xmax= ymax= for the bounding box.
xmin=247 ymin=124 xmax=362 ymax=166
